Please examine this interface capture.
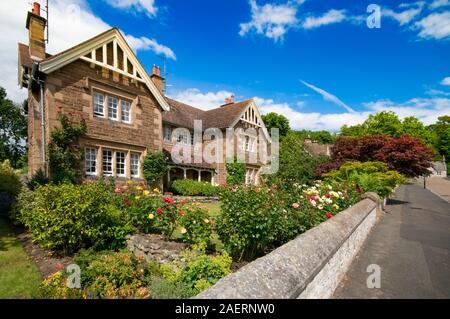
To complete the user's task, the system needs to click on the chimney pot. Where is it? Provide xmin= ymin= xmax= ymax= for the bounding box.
xmin=33 ymin=2 xmax=41 ymax=16
xmin=152 ymin=64 xmax=157 ymax=75
xmin=231 ymin=95 xmax=235 ymax=103
xmin=225 ymin=97 xmax=229 ymax=104
xmin=157 ymin=66 xmax=161 ymax=76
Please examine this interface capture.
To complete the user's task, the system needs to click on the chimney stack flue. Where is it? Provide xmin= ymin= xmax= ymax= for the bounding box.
xmin=33 ymin=2 xmax=41 ymax=16
xmin=225 ymin=97 xmax=230 ymax=104
xmin=231 ymin=95 xmax=235 ymax=103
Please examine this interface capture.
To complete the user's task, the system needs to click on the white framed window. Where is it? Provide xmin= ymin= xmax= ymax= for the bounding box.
xmin=102 ymin=149 xmax=113 ymax=176
xmin=130 ymin=153 xmax=140 ymax=178
xmin=85 ymin=147 xmax=97 ymax=175
xmin=93 ymin=92 xmax=105 ymax=117
xmin=121 ymin=100 xmax=131 ymax=123
xmin=116 ymin=151 xmax=126 ymax=177
xmin=177 ymin=131 xmax=189 ymax=145
xmin=108 ymin=96 xmax=119 ymax=120
xmin=164 ymin=126 xmax=172 ymax=142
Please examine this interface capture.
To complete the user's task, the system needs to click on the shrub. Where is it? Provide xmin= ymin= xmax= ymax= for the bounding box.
xmin=75 ymin=250 xmax=151 ymax=299
xmin=27 ymin=169 xmax=49 ymax=190
xmin=10 ymin=187 xmax=35 ymax=224
xmin=148 ymin=277 xmax=198 ymax=299
xmin=316 ymin=135 xmax=434 ymax=177
xmin=170 ymin=179 xmax=218 ymax=196
xmin=0 ymin=160 xmax=22 ymax=196
xmin=142 ymin=151 xmax=169 ymax=184
xmin=38 ymin=271 xmax=87 ymax=299
xmin=226 ymin=157 xmax=246 ymax=185
xmin=323 ymin=161 xmax=406 ymax=198
xmin=218 ymin=182 xmax=361 ymax=260
xmin=17 ymin=181 xmax=132 ymax=254
xmin=160 ymin=244 xmax=232 ymax=293
xmin=115 ymin=182 xmax=213 ymax=244
xmin=48 ymin=112 xmax=86 ymax=184
xmin=178 ymin=205 xmax=213 ymax=245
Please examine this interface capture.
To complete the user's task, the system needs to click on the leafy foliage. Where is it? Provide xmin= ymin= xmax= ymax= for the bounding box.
xmin=340 ymin=111 xmax=435 ymax=147
xmin=217 ymin=182 xmax=360 ymax=260
xmin=261 ymin=112 xmax=291 ymax=138
xmin=226 ymin=157 xmax=246 ymax=185
xmin=264 ymin=132 xmax=327 ymax=188
xmin=142 ymin=151 xmax=169 ymax=184
xmin=114 ymin=181 xmax=213 ymax=244
xmin=27 ymin=169 xmax=49 ymax=190
xmin=170 ymin=179 xmax=219 ymax=196
xmin=292 ymin=130 xmax=336 ymax=144
xmin=0 ymin=87 xmax=27 ymax=168
xmin=316 ymin=135 xmax=434 ymax=177
xmin=323 ymin=162 xmax=406 ymax=198
xmin=0 ymin=160 xmax=22 ymax=196
xmin=48 ymin=112 xmax=86 ymax=184
xmin=16 ymin=181 xmax=132 ymax=255
xmin=160 ymin=244 xmax=232 ymax=292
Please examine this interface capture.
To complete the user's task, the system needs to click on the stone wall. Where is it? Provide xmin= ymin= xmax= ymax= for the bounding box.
xmin=126 ymin=234 xmax=187 ymax=264
xmin=196 ymin=193 xmax=381 ymax=299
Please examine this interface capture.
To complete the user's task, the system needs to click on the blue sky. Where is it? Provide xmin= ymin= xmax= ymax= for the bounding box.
xmin=1 ymin=0 xmax=450 ymax=130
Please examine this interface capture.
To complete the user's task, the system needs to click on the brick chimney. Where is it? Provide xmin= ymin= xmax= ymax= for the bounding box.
xmin=26 ymin=2 xmax=47 ymax=60
xmin=150 ymin=64 xmax=165 ymax=94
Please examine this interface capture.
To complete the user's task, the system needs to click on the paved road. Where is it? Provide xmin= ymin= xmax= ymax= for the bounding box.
xmin=334 ymin=184 xmax=450 ymax=299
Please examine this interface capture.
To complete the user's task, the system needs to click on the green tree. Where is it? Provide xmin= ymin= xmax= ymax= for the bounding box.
xmin=401 ymin=116 xmax=434 ymax=146
xmin=226 ymin=157 xmax=246 ymax=185
xmin=292 ymin=130 xmax=336 ymax=144
xmin=261 ymin=112 xmax=291 ymax=138
xmin=364 ymin=111 xmax=402 ymax=136
xmin=142 ymin=151 xmax=169 ymax=184
xmin=0 ymin=87 xmax=27 ymax=168
xmin=264 ymin=132 xmax=326 ymax=187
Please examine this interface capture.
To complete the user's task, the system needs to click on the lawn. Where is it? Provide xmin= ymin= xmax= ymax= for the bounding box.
xmin=0 ymin=218 xmax=42 ymax=298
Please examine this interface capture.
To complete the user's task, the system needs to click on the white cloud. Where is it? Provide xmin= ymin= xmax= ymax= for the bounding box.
xmin=441 ymin=77 xmax=450 ymax=86
xmin=414 ymin=12 xmax=450 ymax=39
xmin=429 ymin=0 xmax=450 ymax=10
xmin=302 ymin=9 xmax=347 ymax=29
xmin=0 ymin=0 xmax=174 ymax=102
xmin=426 ymin=89 xmax=450 ymax=96
xmin=167 ymin=88 xmax=234 ymax=110
xmin=239 ymin=0 xmax=299 ymax=41
xmin=125 ymin=35 xmax=176 ymax=60
xmin=383 ymin=7 xmax=423 ymax=25
xmin=105 ymin=0 xmax=157 ymax=17
xmin=300 ymin=80 xmax=355 ymax=113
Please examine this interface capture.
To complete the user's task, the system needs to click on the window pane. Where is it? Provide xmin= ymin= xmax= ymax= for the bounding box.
xmin=164 ymin=127 xmax=172 ymax=141
xmin=121 ymin=100 xmax=131 ymax=123
xmin=85 ymin=148 xmax=97 ymax=175
xmin=131 ymin=153 xmax=140 ymax=177
xmin=116 ymin=152 xmax=126 ymax=176
xmin=93 ymin=93 xmax=104 ymax=117
xmin=102 ymin=149 xmax=113 ymax=176
xmin=108 ymin=96 xmax=118 ymax=120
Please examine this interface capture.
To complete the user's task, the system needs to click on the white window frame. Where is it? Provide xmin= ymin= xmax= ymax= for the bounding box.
xmin=164 ymin=126 xmax=172 ymax=142
xmin=116 ymin=151 xmax=126 ymax=177
xmin=108 ymin=96 xmax=119 ymax=121
xmin=130 ymin=153 xmax=140 ymax=178
xmin=93 ymin=92 xmax=105 ymax=117
xmin=177 ymin=131 xmax=189 ymax=145
xmin=85 ymin=147 xmax=97 ymax=176
xmin=102 ymin=149 xmax=113 ymax=176
xmin=121 ymin=100 xmax=131 ymax=123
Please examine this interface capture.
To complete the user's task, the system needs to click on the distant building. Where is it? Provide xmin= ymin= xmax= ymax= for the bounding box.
xmin=303 ymin=138 xmax=332 ymax=157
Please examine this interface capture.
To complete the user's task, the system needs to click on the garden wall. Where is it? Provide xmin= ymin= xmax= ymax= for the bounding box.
xmin=196 ymin=192 xmax=382 ymax=299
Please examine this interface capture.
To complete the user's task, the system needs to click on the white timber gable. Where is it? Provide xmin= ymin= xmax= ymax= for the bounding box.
xmin=39 ymin=28 xmax=170 ymax=111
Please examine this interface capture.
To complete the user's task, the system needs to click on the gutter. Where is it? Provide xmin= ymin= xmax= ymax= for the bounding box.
xmin=30 ymin=62 xmax=47 ymax=177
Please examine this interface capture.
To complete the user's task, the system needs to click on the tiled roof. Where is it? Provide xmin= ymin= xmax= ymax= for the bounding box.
xmin=18 ymin=43 xmax=52 ymax=68
xmin=163 ymin=97 xmax=252 ymax=129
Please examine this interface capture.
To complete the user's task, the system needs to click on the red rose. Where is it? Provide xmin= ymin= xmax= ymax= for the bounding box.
xmin=163 ymin=196 xmax=174 ymax=204
xmin=156 ymin=207 xmax=163 ymax=215
xmin=325 ymin=213 xmax=333 ymax=219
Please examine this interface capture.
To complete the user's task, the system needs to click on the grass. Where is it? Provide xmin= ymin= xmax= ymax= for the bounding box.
xmin=0 ymin=218 xmax=42 ymax=298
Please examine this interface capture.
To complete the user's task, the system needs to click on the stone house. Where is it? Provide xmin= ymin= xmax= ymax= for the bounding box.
xmin=18 ymin=3 xmax=271 ymax=188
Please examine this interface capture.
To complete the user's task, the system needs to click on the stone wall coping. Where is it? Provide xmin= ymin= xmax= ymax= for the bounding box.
xmin=196 ymin=193 xmax=380 ymax=299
